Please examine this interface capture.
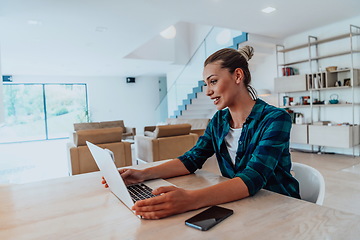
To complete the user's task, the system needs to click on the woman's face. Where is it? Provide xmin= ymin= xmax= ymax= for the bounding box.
xmin=203 ymin=61 xmax=242 ymax=110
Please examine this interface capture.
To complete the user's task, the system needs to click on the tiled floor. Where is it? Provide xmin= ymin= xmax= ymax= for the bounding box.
xmin=1 ymin=140 xmax=360 ymax=216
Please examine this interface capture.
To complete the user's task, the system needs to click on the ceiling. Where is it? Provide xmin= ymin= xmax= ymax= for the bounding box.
xmin=1 ymin=0 xmax=360 ymax=77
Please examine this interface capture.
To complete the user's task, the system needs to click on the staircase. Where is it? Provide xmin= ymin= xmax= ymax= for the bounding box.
xmin=170 ymin=32 xmax=277 ymax=119
xmin=170 ymin=81 xmax=216 ymax=119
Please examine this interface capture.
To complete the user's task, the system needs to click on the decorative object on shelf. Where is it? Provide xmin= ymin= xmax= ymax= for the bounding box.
xmin=295 ymin=113 xmax=304 ymax=125
xmin=300 ymin=96 xmax=310 ymax=105
xmin=325 ymin=66 xmax=337 ymax=72
xmin=283 ymin=96 xmax=293 ymax=106
xmin=329 ymin=94 xmax=339 ymax=104
xmin=313 ymin=99 xmax=325 ymax=105
xmin=314 ymin=76 xmax=319 ymax=89
xmin=335 ymin=80 xmax=341 ymax=87
xmin=344 ymin=78 xmax=351 ymax=86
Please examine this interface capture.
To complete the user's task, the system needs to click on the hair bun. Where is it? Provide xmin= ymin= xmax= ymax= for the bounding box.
xmin=238 ymin=45 xmax=254 ymax=62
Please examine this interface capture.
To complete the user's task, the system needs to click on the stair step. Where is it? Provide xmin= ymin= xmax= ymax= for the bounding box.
xmin=196 ymin=92 xmax=209 ymax=99
xmin=186 ymin=104 xmax=214 ymax=110
xmin=191 ymin=98 xmax=213 ymax=105
xmin=177 ymin=114 xmax=211 ymax=119
xmin=182 ymin=109 xmax=213 ymax=115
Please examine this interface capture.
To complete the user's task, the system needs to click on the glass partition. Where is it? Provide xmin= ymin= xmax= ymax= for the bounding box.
xmin=156 ymin=27 xmax=243 ymax=121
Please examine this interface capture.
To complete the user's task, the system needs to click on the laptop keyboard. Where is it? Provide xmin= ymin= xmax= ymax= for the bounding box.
xmin=127 ymin=183 xmax=156 ymax=202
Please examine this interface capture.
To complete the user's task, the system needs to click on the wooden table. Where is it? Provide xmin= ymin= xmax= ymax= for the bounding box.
xmin=1 ymin=163 xmax=360 ymax=240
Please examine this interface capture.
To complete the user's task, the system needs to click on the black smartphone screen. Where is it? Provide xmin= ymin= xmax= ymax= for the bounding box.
xmin=185 ymin=205 xmax=233 ymax=231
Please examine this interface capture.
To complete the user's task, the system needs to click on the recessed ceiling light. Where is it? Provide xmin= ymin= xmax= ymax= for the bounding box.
xmin=160 ymin=25 xmax=176 ymax=39
xmin=262 ymin=7 xmax=276 ymax=13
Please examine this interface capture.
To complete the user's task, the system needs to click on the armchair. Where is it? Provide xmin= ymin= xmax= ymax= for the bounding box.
xmin=144 ymin=118 xmax=210 ymax=137
xmin=67 ymin=126 xmax=132 ymax=175
xmin=136 ymin=124 xmax=198 ymax=163
xmin=74 ymin=120 xmax=136 ymax=140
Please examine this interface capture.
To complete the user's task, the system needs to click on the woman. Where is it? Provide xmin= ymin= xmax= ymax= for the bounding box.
xmin=103 ymin=46 xmax=300 ymax=219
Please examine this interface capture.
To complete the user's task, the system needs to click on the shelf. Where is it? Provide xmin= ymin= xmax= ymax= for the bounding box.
xmin=281 ymin=103 xmax=359 ymax=108
xmin=328 ymin=68 xmax=351 ymax=73
xmin=290 ymin=124 xmax=308 ymax=144
xmin=278 ymin=59 xmax=309 ymax=67
xmin=278 ymin=51 xmax=360 ymax=67
xmin=275 ymin=24 xmax=360 ymax=152
xmin=320 ymin=103 xmax=360 ymax=107
xmin=311 ymin=50 xmax=360 ymax=61
xmin=280 ymin=105 xmax=311 ymax=109
xmin=308 ymin=125 xmax=360 ymax=148
xmin=274 ymin=75 xmax=308 ymax=92
xmin=277 ymin=33 xmax=360 ymax=53
xmin=309 ymin=86 xmax=352 ymax=91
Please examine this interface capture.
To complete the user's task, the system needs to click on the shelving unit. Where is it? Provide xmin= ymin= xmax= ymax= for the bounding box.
xmin=274 ymin=24 xmax=360 ymax=156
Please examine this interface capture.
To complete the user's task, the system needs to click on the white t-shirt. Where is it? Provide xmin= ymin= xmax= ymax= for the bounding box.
xmin=225 ymin=127 xmax=242 ymax=166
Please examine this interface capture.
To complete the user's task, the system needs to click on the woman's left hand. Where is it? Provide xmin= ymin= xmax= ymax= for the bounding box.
xmin=132 ymin=186 xmax=197 ymax=219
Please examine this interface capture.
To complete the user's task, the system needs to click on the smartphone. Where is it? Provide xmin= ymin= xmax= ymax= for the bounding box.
xmin=185 ymin=205 xmax=233 ymax=231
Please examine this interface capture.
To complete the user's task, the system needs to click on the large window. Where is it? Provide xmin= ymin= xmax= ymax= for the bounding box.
xmin=0 ymin=83 xmax=88 ymax=143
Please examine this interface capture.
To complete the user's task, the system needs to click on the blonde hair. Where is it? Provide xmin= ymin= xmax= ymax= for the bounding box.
xmin=238 ymin=45 xmax=254 ymax=62
xmin=204 ymin=45 xmax=257 ymax=99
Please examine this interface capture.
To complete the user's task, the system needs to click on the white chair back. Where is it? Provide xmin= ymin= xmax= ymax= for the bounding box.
xmin=291 ymin=162 xmax=325 ymax=205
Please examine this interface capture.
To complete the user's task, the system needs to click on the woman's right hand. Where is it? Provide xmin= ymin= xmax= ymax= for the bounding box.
xmin=101 ymin=168 xmax=146 ymax=188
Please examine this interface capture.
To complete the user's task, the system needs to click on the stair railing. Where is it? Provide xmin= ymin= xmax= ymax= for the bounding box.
xmin=155 ymin=27 xmax=245 ymax=122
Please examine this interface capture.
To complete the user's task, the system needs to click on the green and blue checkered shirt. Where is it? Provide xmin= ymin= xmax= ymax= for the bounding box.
xmin=178 ymin=98 xmax=300 ymax=198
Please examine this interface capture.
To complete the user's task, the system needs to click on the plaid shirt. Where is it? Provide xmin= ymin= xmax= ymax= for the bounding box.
xmin=178 ymin=98 xmax=300 ymax=198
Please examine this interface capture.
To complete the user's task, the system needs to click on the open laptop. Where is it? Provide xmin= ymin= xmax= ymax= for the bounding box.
xmin=86 ymin=141 xmax=174 ymax=212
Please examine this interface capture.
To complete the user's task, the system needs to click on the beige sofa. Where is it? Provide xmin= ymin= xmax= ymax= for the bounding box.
xmin=144 ymin=118 xmax=210 ymax=137
xmin=136 ymin=124 xmax=198 ymax=163
xmin=67 ymin=126 xmax=132 ymax=175
xmin=74 ymin=120 xmax=136 ymax=140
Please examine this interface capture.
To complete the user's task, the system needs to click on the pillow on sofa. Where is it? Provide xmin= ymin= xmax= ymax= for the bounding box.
xmin=74 ymin=122 xmax=101 ymax=131
xmin=153 ymin=124 xmax=191 ymax=138
xmin=99 ymin=120 xmax=125 ymax=129
xmin=75 ymin=127 xmax=123 ymax=146
xmin=166 ymin=118 xmax=210 ymax=129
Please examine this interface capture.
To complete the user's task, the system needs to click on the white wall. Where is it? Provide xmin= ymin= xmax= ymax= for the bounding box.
xmin=8 ymin=75 xmax=160 ymax=134
xmin=251 ymin=52 xmax=278 ymax=106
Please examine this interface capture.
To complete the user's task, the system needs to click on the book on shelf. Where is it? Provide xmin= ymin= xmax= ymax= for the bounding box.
xmin=282 ymin=67 xmax=298 ymax=76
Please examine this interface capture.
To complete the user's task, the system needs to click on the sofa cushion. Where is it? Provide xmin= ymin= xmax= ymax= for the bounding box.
xmin=166 ymin=118 xmax=210 ymax=130
xmin=99 ymin=120 xmax=125 ymax=129
xmin=153 ymin=124 xmax=191 ymax=138
xmin=74 ymin=127 xmax=123 ymax=146
xmin=74 ymin=122 xmax=101 ymax=131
